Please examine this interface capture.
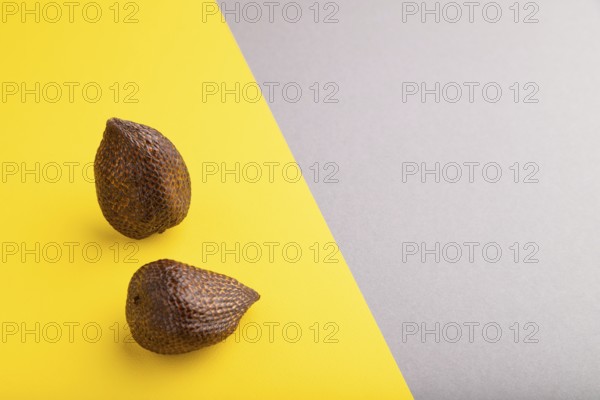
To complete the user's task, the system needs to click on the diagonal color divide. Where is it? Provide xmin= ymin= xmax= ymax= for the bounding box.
xmin=0 ymin=1 xmax=412 ymax=398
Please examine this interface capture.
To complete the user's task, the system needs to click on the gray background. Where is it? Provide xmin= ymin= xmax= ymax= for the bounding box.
xmin=222 ymin=1 xmax=600 ymax=398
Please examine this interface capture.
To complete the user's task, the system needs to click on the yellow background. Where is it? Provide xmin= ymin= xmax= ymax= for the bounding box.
xmin=0 ymin=1 xmax=412 ymax=398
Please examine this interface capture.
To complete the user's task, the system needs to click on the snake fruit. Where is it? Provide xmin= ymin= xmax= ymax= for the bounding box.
xmin=94 ymin=118 xmax=191 ymax=239
xmin=126 ymin=259 xmax=260 ymax=355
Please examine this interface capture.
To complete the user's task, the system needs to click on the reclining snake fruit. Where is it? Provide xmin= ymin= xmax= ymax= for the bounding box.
xmin=94 ymin=118 xmax=191 ymax=239
xmin=126 ymin=259 xmax=260 ymax=355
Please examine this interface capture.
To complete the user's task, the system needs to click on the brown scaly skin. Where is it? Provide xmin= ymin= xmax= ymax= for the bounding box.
xmin=126 ymin=260 xmax=260 ymax=355
xmin=94 ymin=118 xmax=191 ymax=239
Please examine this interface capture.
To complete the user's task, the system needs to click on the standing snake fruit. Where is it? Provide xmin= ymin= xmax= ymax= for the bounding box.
xmin=126 ymin=259 xmax=260 ymax=355
xmin=94 ymin=118 xmax=191 ymax=239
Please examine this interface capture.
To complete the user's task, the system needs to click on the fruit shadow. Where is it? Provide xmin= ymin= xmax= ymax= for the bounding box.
xmin=118 ymin=333 xmax=218 ymax=373
xmin=84 ymin=217 xmax=190 ymax=245
xmin=81 ymin=216 xmax=129 ymax=243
